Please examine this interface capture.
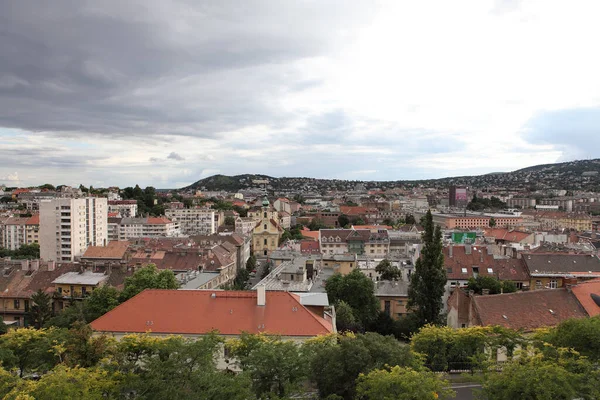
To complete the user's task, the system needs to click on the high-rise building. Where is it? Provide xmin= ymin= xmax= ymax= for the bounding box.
xmin=165 ymin=208 xmax=215 ymax=235
xmin=449 ymin=186 xmax=468 ymax=208
xmin=40 ymin=197 xmax=108 ymax=262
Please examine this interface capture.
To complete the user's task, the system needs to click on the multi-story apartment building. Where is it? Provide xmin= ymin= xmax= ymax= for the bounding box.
xmin=107 ymin=200 xmax=138 ymax=217
xmin=39 ymin=197 xmax=108 ymax=262
xmin=164 ymin=208 xmax=215 ymax=235
xmin=235 ymin=216 xmax=259 ymax=236
xmin=115 ymin=217 xmax=180 ymax=239
xmin=319 ymin=228 xmax=390 ymax=256
xmin=25 ymin=215 xmax=40 ymax=245
xmin=1 ymin=217 xmax=29 ymax=250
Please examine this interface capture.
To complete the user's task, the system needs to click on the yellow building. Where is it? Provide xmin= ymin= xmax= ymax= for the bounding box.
xmin=249 ymin=197 xmax=283 ymax=257
xmin=375 ymin=280 xmax=409 ymax=320
xmin=52 ymin=271 xmax=109 ymax=309
xmin=321 ymin=254 xmax=357 ymax=275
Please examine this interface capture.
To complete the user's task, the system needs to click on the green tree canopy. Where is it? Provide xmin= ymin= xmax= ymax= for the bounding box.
xmin=29 ymin=289 xmax=53 ymax=329
xmin=407 ymin=210 xmax=446 ymax=326
xmin=335 ymin=300 xmax=359 ymax=332
xmin=356 ymin=366 xmax=455 ymax=400
xmin=119 ymin=264 xmax=179 ymax=302
xmin=325 ymin=270 xmax=380 ymax=328
xmin=338 ymin=214 xmax=350 ymax=228
xmin=375 ymin=259 xmax=402 ymax=281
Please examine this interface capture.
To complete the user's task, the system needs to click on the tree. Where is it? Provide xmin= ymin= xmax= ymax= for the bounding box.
xmin=224 ymin=216 xmax=236 ymax=226
xmin=245 ymin=254 xmax=257 ymax=272
xmin=501 ymin=280 xmax=517 ymax=293
xmin=351 ymin=217 xmax=365 ymax=226
xmin=325 ymin=270 xmax=380 ymax=328
xmin=119 ymin=264 xmax=179 ymax=302
xmin=405 ymin=214 xmax=416 ymax=225
xmin=407 ymin=210 xmax=446 ymax=326
xmin=223 ymin=269 xmax=250 ymax=290
xmin=478 ymin=350 xmax=600 ymax=400
xmin=309 ymin=332 xmax=421 ymax=400
xmin=0 ymin=328 xmax=60 ymax=377
xmin=0 ymin=317 xmax=7 ymax=335
xmin=467 ymin=276 xmax=502 ymax=295
xmin=261 ymin=261 xmax=272 ymax=279
xmin=335 ymin=301 xmax=360 ymax=332
xmin=230 ymin=335 xmax=306 ymax=398
xmin=536 ymin=316 xmax=600 ymax=362
xmin=489 ymin=217 xmax=497 ymax=227
xmin=338 ymin=214 xmax=350 ymax=228
xmin=29 ymin=289 xmax=53 ymax=329
xmin=356 ymin=366 xmax=455 ymax=400
xmin=308 ymin=218 xmax=327 ymax=231
xmin=375 ymin=259 xmax=401 ymax=281
xmin=84 ymin=285 xmax=120 ymax=322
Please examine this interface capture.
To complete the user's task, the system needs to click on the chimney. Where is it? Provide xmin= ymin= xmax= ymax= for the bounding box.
xmin=257 ymin=284 xmax=266 ymax=306
xmin=480 ymin=251 xmax=483 ymax=263
xmin=30 ymin=260 xmax=39 ymax=271
xmin=47 ymin=260 xmax=56 ymax=272
xmin=465 ymin=245 xmax=472 ymax=255
xmin=449 ymin=246 xmax=453 ymax=258
xmin=468 ymin=290 xmax=475 ymax=297
xmin=482 ymin=288 xmax=490 ymax=295
xmin=20 ymin=259 xmax=30 ymax=271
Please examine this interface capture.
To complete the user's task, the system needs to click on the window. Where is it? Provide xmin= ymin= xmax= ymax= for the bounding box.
xmin=397 ymin=300 xmax=403 ymax=305
xmin=264 ymin=239 xmax=267 ymax=245
xmin=290 ymin=275 xmax=294 ymax=281
xmin=487 ymin=268 xmax=493 ymax=274
xmin=549 ymin=279 xmax=558 ymax=289
xmin=515 ymin=282 xmax=523 ymax=289
xmin=461 ymin=268 xmax=468 ymax=274
xmin=263 ymin=224 xmax=267 ymax=230
xmin=14 ymin=299 xmax=20 ymax=309
xmin=384 ymin=301 xmax=391 ymax=316
xmin=263 ymin=212 xmax=267 ymax=218
xmin=535 ymin=280 xmax=542 ymax=289
xmin=446 ymin=268 xmax=453 ymax=273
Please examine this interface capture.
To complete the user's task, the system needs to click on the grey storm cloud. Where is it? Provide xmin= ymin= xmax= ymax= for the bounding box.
xmin=0 ymin=1 xmax=377 ymax=139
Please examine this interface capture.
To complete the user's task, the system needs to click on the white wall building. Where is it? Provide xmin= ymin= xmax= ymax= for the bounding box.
xmin=40 ymin=197 xmax=108 ymax=262
xmin=108 ymin=200 xmax=138 ymax=217
xmin=117 ymin=217 xmax=180 ymax=239
xmin=165 ymin=208 xmax=215 ymax=235
xmin=1 ymin=217 xmax=29 ymax=250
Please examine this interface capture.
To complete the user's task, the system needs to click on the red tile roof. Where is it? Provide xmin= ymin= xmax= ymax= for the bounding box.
xmin=444 ymin=246 xmax=529 ymax=281
xmin=147 ymin=217 xmax=172 ymax=225
xmin=473 ymin=289 xmax=587 ymax=331
xmin=339 ymin=206 xmax=374 ymax=216
xmin=90 ymin=289 xmax=334 ymax=336
xmin=25 ymin=214 xmax=39 ymax=225
xmin=571 ymin=279 xmax=600 ymax=317
xmin=301 ymin=230 xmax=320 ymax=241
xmin=300 ymin=240 xmax=320 ymax=254
xmin=483 ymin=228 xmax=532 ymax=243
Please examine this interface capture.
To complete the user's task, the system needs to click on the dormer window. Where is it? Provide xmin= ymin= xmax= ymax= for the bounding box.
xmin=336 ymin=237 xmax=341 ymax=242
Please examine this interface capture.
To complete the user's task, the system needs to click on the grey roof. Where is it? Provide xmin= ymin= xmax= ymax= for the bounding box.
xmin=374 ymin=280 xmax=409 ymax=297
xmin=292 ymin=292 xmax=330 ymax=306
xmin=52 ymin=271 xmax=109 ymax=285
xmin=179 ymin=272 xmax=219 ymax=289
xmin=524 ymin=254 xmax=600 ymax=274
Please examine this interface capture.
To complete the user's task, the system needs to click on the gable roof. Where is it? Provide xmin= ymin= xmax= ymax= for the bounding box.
xmin=473 ymin=289 xmax=587 ymax=331
xmin=90 ymin=289 xmax=334 ymax=336
xmin=483 ymin=228 xmax=532 ymax=243
xmin=571 ymin=279 xmax=600 ymax=317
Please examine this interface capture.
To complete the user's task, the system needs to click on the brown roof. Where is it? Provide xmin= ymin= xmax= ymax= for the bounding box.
xmin=444 ymin=246 xmax=529 ymax=281
xmin=25 ymin=214 xmax=39 ymax=225
xmin=571 ymin=279 xmax=600 ymax=317
xmin=82 ymin=241 xmax=130 ymax=260
xmin=90 ymin=289 xmax=334 ymax=336
xmin=0 ymin=262 xmax=81 ymax=298
xmin=473 ymin=289 xmax=587 ymax=331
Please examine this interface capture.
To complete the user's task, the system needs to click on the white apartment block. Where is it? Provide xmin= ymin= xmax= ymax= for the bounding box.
xmin=1 ymin=217 xmax=29 ymax=250
xmin=108 ymin=200 xmax=138 ymax=217
xmin=165 ymin=208 xmax=215 ymax=235
xmin=40 ymin=197 xmax=108 ymax=262
xmin=117 ymin=217 xmax=180 ymax=239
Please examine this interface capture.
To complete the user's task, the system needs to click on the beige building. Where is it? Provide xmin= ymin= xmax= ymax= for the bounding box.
xmin=1 ymin=217 xmax=29 ymax=250
xmin=40 ymin=197 xmax=108 ymax=262
xmin=249 ymin=197 xmax=283 ymax=257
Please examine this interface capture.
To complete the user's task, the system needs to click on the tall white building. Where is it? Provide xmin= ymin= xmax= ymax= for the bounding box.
xmin=40 ymin=197 xmax=108 ymax=262
xmin=165 ymin=208 xmax=216 ymax=235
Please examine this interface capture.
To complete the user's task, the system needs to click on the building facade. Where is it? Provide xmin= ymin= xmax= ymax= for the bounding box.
xmin=165 ymin=208 xmax=216 ymax=235
xmin=40 ymin=197 xmax=108 ymax=262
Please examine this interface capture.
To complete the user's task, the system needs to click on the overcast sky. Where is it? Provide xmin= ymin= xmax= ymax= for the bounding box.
xmin=1 ymin=0 xmax=600 ymax=188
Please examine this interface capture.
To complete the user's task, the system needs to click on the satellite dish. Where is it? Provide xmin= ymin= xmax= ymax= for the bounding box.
xmin=591 ymin=293 xmax=600 ymax=308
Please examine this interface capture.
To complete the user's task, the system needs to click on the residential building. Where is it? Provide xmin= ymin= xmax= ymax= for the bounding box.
xmin=319 ymin=228 xmax=390 ymax=256
xmin=40 ymin=197 xmax=108 ymax=262
xmin=449 ymin=186 xmax=468 ymax=208
xmin=165 ymin=208 xmax=216 ymax=235
xmin=522 ymin=253 xmax=600 ymax=289
xmin=107 ymin=200 xmax=138 ymax=217
xmin=117 ymin=217 xmax=180 ymax=239
xmin=376 ymin=280 xmax=409 ymax=320
xmin=81 ymin=241 xmax=130 ymax=264
xmin=235 ymin=216 xmax=259 ymax=236
xmin=1 ymin=217 xmax=29 ymax=250
xmin=90 ymin=288 xmax=335 ymax=368
xmin=447 ymin=288 xmax=588 ymax=331
xmin=430 ymin=213 xmax=523 ymax=229
xmin=52 ymin=271 xmax=109 ymax=300
xmin=273 ymin=198 xmax=292 ymax=214
xmin=25 ymin=214 xmax=40 ymax=245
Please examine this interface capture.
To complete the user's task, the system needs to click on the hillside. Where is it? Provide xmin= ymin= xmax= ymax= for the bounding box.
xmin=184 ymin=159 xmax=600 ymax=193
